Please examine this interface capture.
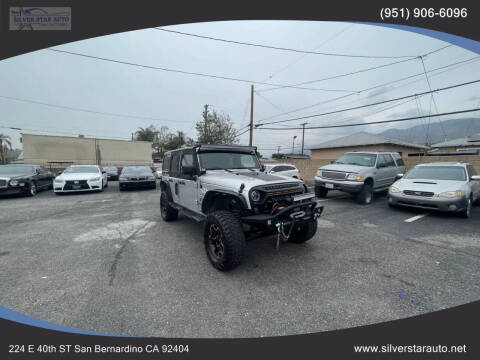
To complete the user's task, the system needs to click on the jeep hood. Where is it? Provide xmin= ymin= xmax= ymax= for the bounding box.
xmin=201 ymin=170 xmax=302 ymax=189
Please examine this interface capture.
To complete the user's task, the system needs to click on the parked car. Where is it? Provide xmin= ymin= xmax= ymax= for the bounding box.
xmin=263 ymin=163 xmax=301 ymax=179
xmin=103 ymin=166 xmax=119 ymax=180
xmin=0 ymin=164 xmax=54 ymax=197
xmin=314 ymin=152 xmax=406 ymax=204
xmin=160 ymin=144 xmax=323 ymax=271
xmin=119 ymin=165 xmax=156 ymax=190
xmin=54 ymin=165 xmax=108 ymax=194
xmin=154 ymin=164 xmax=163 ymax=179
xmin=388 ymin=162 xmax=480 ymax=218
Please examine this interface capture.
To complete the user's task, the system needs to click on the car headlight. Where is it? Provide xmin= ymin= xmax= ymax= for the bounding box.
xmin=316 ymin=170 xmax=323 ymax=177
xmin=389 ymin=186 xmax=400 ymax=193
xmin=148 ymin=175 xmax=155 ymax=180
xmin=9 ymin=180 xmax=18 ymax=186
xmin=54 ymin=178 xmax=64 ymax=183
xmin=119 ymin=176 xmax=127 ymax=181
xmin=250 ymin=190 xmax=261 ymax=202
xmin=90 ymin=177 xmax=101 ymax=181
xmin=438 ymin=190 xmax=462 ymax=198
xmin=346 ymin=173 xmax=363 ymax=181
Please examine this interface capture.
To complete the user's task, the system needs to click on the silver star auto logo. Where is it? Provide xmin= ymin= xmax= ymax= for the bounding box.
xmin=74 ymin=180 xmax=79 ymax=184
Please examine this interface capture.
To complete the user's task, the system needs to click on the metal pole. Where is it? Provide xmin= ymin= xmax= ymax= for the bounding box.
xmin=249 ymin=85 xmax=254 ymax=146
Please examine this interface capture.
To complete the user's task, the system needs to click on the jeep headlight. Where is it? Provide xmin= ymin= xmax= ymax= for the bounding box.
xmin=346 ymin=173 xmax=363 ymax=181
xmin=316 ymin=170 xmax=323 ymax=177
xmin=389 ymin=186 xmax=400 ymax=193
xmin=438 ymin=190 xmax=462 ymax=198
xmin=9 ymin=180 xmax=19 ymax=186
xmin=90 ymin=177 xmax=101 ymax=182
xmin=250 ymin=190 xmax=261 ymax=202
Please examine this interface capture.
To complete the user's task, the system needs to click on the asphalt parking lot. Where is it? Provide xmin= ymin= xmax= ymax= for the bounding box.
xmin=0 ymin=182 xmax=479 ymax=338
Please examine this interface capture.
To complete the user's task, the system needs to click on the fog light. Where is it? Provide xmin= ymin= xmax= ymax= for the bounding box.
xmin=388 ymin=197 xmax=393 ymax=203
xmin=448 ymin=204 xmax=457 ymax=211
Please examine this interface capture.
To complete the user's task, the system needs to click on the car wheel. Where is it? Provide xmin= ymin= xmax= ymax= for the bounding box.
xmin=160 ymin=191 xmax=178 ymax=221
xmin=289 ymin=219 xmax=318 ymax=243
xmin=204 ymin=211 xmax=246 ymax=271
xmin=356 ymin=184 xmax=373 ymax=205
xmin=459 ymin=197 xmax=472 ymax=218
xmin=27 ymin=182 xmax=37 ymax=197
xmin=315 ymin=187 xmax=328 ymax=198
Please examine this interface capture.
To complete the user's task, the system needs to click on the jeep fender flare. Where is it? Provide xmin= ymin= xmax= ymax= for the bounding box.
xmin=201 ymin=190 xmax=248 ymax=214
xmin=160 ymin=180 xmax=174 ymax=202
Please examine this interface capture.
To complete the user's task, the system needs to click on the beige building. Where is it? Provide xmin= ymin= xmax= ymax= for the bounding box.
xmin=308 ymin=132 xmax=427 ymax=160
xmin=22 ymin=133 xmax=153 ymax=167
xmin=430 ymin=134 xmax=480 ymax=153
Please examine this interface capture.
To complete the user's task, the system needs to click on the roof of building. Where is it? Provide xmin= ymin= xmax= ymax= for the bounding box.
xmin=308 ymin=132 xmax=428 ymax=150
xmin=431 ymin=134 xmax=480 ymax=148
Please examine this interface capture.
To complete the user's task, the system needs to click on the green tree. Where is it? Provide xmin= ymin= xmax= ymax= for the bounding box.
xmin=195 ymin=109 xmax=238 ymax=144
xmin=0 ymin=133 xmax=13 ymax=165
xmin=135 ymin=126 xmax=157 ymax=142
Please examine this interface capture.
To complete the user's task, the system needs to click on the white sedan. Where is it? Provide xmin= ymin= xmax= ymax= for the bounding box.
xmin=264 ymin=164 xmax=301 ymax=179
xmin=54 ymin=165 xmax=108 ymax=194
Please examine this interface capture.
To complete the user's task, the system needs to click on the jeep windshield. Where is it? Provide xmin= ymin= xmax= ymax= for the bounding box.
xmin=198 ymin=151 xmax=261 ymax=170
xmin=334 ymin=153 xmax=377 ymax=167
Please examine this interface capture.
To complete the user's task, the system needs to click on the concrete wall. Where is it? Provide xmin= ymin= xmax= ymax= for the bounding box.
xmin=278 ymin=155 xmax=480 ymax=184
xmin=310 ymin=144 xmax=423 ymax=160
xmin=22 ymin=134 xmax=152 ymax=167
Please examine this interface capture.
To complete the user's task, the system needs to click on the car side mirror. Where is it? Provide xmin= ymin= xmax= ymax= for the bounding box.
xmin=182 ymin=165 xmax=196 ymax=176
xmin=57 ymin=171 xmax=63 ymax=176
xmin=330 ymin=160 xmax=335 ymax=164
xmin=260 ymin=164 xmax=266 ymax=172
xmin=395 ymin=173 xmax=404 ymax=180
xmin=471 ymin=175 xmax=480 ymax=181
xmin=102 ymin=170 xmax=106 ymax=174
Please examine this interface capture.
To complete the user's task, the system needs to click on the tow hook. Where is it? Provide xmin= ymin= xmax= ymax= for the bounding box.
xmin=274 ymin=219 xmax=296 ymax=251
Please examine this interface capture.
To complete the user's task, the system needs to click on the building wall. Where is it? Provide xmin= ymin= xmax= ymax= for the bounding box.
xmin=432 ymin=145 xmax=480 ymax=152
xmin=22 ymin=134 xmax=152 ymax=167
xmin=280 ymin=155 xmax=480 ymax=184
xmin=310 ymin=144 xmax=423 ymax=160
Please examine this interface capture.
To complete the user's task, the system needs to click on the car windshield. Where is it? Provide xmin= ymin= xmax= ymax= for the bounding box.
xmin=0 ymin=165 xmax=35 ymax=175
xmin=122 ymin=166 xmax=152 ymax=174
xmin=64 ymin=166 xmax=99 ymax=174
xmin=198 ymin=152 xmax=260 ymax=170
xmin=404 ymin=166 xmax=466 ymax=181
xmin=334 ymin=153 xmax=377 ymax=167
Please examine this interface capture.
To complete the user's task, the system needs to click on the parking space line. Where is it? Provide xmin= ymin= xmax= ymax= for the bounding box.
xmin=404 ymin=213 xmax=429 ymax=223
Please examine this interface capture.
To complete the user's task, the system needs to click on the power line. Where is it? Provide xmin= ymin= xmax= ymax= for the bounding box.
xmin=255 ymin=57 xmax=480 ymax=124
xmin=46 ymin=48 xmax=356 ymax=93
xmin=256 ymin=45 xmax=452 ymax=93
xmin=255 ymin=79 xmax=480 ymax=127
xmin=0 ymin=94 xmax=192 ymax=123
xmin=256 ymin=108 xmax=480 ymax=130
xmin=154 ymin=27 xmax=418 ymax=59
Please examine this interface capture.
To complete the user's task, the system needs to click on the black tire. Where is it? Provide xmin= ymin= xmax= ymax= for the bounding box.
xmin=289 ymin=220 xmax=318 ymax=243
xmin=204 ymin=211 xmax=246 ymax=271
xmin=315 ymin=186 xmax=328 ymax=198
xmin=160 ymin=191 xmax=178 ymax=221
xmin=26 ymin=181 xmax=37 ymax=197
xmin=355 ymin=184 xmax=373 ymax=205
xmin=459 ymin=197 xmax=472 ymax=218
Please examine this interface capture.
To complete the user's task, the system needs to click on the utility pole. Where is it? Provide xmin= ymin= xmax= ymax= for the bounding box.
xmin=292 ymin=135 xmax=297 ymax=154
xmin=249 ymin=84 xmax=254 ymax=146
xmin=203 ymin=104 xmax=209 ymax=144
xmin=131 ymin=133 xmax=134 ymax=141
xmin=300 ymin=122 xmax=308 ymax=155
xmin=277 ymin=146 xmax=281 ymax=155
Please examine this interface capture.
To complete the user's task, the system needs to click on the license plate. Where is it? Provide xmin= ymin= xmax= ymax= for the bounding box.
xmin=325 ymin=183 xmax=334 ymax=189
xmin=72 ymin=185 xmax=81 ymax=190
xmin=293 ymin=193 xmax=315 ymax=202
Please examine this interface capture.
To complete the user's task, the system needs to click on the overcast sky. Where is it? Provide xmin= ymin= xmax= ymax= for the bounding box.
xmin=1 ymin=21 xmax=479 ymax=157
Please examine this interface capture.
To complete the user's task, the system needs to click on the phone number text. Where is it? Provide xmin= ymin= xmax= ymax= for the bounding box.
xmin=380 ymin=8 xmax=468 ymax=21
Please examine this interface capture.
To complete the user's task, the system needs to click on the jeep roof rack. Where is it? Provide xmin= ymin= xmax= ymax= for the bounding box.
xmin=197 ymin=144 xmax=257 ymax=153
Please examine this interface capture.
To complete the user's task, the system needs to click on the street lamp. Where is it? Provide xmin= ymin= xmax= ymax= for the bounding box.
xmin=292 ymin=135 xmax=297 ymax=154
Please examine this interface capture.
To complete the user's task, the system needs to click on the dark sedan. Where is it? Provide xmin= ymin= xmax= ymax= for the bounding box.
xmin=0 ymin=164 xmax=54 ymax=197
xmin=119 ymin=165 xmax=156 ymax=191
xmin=103 ymin=166 xmax=119 ymax=181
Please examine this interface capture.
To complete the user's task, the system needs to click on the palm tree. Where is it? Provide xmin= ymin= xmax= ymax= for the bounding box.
xmin=0 ymin=133 xmax=13 ymax=165
xmin=134 ymin=126 xmax=157 ymax=142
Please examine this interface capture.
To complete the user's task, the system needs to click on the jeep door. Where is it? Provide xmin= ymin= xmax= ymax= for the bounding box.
xmin=177 ymin=149 xmax=198 ymax=211
xmin=168 ymin=151 xmax=182 ymax=204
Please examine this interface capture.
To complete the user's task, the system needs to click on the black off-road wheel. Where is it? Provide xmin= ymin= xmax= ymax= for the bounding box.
xmin=160 ymin=191 xmax=178 ymax=221
xmin=204 ymin=211 xmax=246 ymax=271
xmin=355 ymin=184 xmax=373 ymax=205
xmin=289 ymin=219 xmax=318 ymax=243
xmin=315 ymin=186 xmax=328 ymax=198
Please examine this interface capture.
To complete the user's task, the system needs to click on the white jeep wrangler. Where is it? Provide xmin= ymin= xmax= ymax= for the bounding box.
xmin=160 ymin=144 xmax=324 ymax=271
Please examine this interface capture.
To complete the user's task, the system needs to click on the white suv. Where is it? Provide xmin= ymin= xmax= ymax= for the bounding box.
xmin=264 ymin=163 xmax=301 ymax=179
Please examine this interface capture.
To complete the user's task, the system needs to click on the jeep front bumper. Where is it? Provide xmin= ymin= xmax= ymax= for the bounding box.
xmin=240 ymin=199 xmax=324 ymax=227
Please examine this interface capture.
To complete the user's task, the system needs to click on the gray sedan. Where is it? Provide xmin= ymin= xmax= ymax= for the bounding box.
xmin=387 ymin=162 xmax=480 ymax=218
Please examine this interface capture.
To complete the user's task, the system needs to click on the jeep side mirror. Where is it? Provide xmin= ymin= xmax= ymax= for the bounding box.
xmin=395 ymin=173 xmax=404 ymax=179
xmin=182 ymin=165 xmax=196 ymax=176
